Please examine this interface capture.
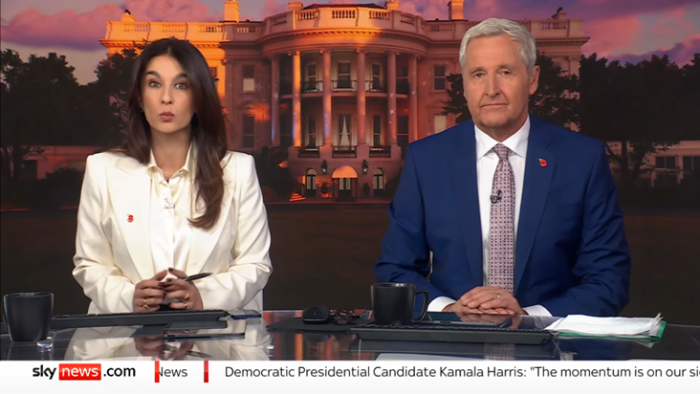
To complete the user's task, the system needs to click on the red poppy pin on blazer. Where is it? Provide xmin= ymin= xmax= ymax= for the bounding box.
xmin=127 ymin=214 xmax=134 ymax=223
xmin=539 ymin=158 xmax=547 ymax=167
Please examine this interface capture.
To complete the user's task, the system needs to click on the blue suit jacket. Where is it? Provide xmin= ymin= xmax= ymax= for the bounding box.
xmin=375 ymin=116 xmax=631 ymax=317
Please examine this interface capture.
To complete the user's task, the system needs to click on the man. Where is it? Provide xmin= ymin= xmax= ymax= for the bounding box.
xmin=375 ymin=18 xmax=631 ymax=317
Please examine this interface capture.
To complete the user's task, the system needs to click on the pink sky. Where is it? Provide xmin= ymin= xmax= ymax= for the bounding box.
xmin=1 ymin=0 xmax=698 ymax=83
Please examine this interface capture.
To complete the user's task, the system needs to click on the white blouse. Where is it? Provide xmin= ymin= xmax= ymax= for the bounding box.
xmin=147 ymin=144 xmax=195 ymax=277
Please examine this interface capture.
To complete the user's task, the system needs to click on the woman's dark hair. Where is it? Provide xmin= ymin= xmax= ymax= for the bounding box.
xmin=119 ymin=37 xmax=227 ymax=230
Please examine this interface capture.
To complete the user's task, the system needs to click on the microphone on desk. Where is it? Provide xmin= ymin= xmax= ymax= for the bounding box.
xmin=490 ymin=189 xmax=502 ymax=204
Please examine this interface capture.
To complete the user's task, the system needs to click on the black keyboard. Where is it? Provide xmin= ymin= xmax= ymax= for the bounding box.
xmin=348 ymin=338 xmax=558 ymax=359
xmin=50 ymin=309 xmax=228 ymax=330
xmin=350 ymin=323 xmax=553 ymax=345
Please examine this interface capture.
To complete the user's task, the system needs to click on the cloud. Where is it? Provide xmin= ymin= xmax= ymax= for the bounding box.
xmin=581 ymin=15 xmax=644 ymax=59
xmin=581 ymin=3 xmax=699 ymax=60
xmin=397 ymin=0 xmax=698 ymax=66
xmin=559 ymin=0 xmax=698 ymax=21
xmin=418 ymin=0 xmax=700 ymax=22
xmin=648 ymin=8 xmax=697 ymax=41
xmin=123 ymin=0 xmax=217 ymax=22
xmin=2 ymin=0 xmax=698 ymax=63
xmin=613 ymin=35 xmax=700 ymax=65
xmin=0 ymin=0 xmax=218 ymax=51
xmin=399 ymin=0 xmax=445 ymax=21
xmin=263 ymin=0 xmax=287 ymax=17
xmin=0 ymin=5 xmax=123 ymax=50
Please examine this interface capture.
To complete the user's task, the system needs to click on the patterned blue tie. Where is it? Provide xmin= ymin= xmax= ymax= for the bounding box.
xmin=485 ymin=144 xmax=516 ymax=360
xmin=489 ymin=144 xmax=515 ymax=292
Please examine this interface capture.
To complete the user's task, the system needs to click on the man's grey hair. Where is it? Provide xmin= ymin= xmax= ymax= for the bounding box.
xmin=459 ymin=18 xmax=537 ymax=73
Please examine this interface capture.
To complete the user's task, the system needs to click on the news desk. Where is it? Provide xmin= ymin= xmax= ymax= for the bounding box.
xmin=1 ymin=310 xmax=699 ymax=361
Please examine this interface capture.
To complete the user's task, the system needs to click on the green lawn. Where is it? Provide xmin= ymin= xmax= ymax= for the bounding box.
xmin=2 ymin=209 xmax=699 ymax=325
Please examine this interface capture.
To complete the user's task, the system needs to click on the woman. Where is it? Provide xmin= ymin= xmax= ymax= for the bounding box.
xmin=73 ymin=38 xmax=272 ymax=314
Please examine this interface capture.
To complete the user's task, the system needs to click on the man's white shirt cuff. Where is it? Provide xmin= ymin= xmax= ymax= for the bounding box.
xmin=522 ymin=304 xmax=552 ymax=316
xmin=428 ymin=296 xmax=456 ymax=312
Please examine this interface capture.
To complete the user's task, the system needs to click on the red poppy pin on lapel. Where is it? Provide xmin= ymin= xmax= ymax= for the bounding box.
xmin=127 ymin=214 xmax=134 ymax=223
xmin=539 ymin=158 xmax=547 ymax=167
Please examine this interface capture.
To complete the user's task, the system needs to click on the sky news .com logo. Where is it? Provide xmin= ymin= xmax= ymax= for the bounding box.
xmin=32 ymin=364 xmax=136 ymax=380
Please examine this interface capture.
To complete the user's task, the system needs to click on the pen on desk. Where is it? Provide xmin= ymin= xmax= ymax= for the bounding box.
xmin=184 ymin=272 xmax=212 ymax=282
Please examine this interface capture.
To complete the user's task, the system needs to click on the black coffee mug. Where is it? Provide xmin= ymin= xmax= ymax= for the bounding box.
xmin=3 ymin=292 xmax=53 ymax=342
xmin=371 ymin=283 xmax=428 ymax=325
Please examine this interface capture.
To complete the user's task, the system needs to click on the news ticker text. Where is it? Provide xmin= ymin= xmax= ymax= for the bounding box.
xmin=224 ymin=364 xmax=700 ymax=378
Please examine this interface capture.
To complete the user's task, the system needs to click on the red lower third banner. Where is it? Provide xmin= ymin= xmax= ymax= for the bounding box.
xmin=58 ymin=363 xmax=101 ymax=380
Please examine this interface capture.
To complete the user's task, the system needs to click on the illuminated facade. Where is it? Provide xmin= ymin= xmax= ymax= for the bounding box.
xmin=100 ymin=1 xmax=589 ymax=200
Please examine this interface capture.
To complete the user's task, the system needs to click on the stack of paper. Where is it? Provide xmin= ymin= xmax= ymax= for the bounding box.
xmin=545 ymin=313 xmax=665 ymax=339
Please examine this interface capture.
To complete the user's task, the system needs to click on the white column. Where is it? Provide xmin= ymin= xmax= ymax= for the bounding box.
xmin=356 ymin=49 xmax=366 ymax=146
xmin=322 ymin=49 xmax=332 ymax=147
xmin=271 ymin=55 xmax=280 ymax=146
xmin=387 ymin=51 xmax=397 ymax=145
xmin=224 ymin=59 xmax=235 ymax=149
xmin=409 ymin=54 xmax=418 ymax=142
xmin=292 ymin=51 xmax=301 ymax=147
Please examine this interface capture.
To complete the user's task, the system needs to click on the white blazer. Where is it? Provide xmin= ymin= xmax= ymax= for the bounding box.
xmin=72 ymin=150 xmax=272 ymax=314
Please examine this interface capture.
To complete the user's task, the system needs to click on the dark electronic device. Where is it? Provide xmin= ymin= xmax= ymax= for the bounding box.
xmin=50 ymin=309 xmax=228 ymax=330
xmin=229 ymin=310 xmax=262 ymax=319
xmin=422 ymin=312 xmax=513 ymax=328
xmin=302 ymin=306 xmax=331 ymax=324
xmin=350 ymin=324 xmax=552 ymax=345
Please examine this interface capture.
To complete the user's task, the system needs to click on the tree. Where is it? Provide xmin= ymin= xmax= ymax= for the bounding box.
xmin=252 ymin=146 xmax=299 ymax=199
xmin=442 ymin=53 xmax=580 ymax=130
xmin=86 ymin=45 xmax=142 ymax=147
xmin=443 ymin=73 xmax=470 ymax=124
xmin=1 ymin=49 xmax=81 ymax=180
xmin=680 ymin=54 xmax=700 ymax=140
xmin=579 ymin=54 xmax=687 ymax=183
xmin=528 ymin=55 xmax=580 ymax=130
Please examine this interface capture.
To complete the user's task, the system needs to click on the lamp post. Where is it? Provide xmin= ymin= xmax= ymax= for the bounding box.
xmin=362 ymin=160 xmax=369 ymax=175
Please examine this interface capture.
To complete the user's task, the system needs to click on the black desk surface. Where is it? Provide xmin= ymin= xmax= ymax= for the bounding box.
xmin=1 ymin=310 xmax=699 ymax=361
